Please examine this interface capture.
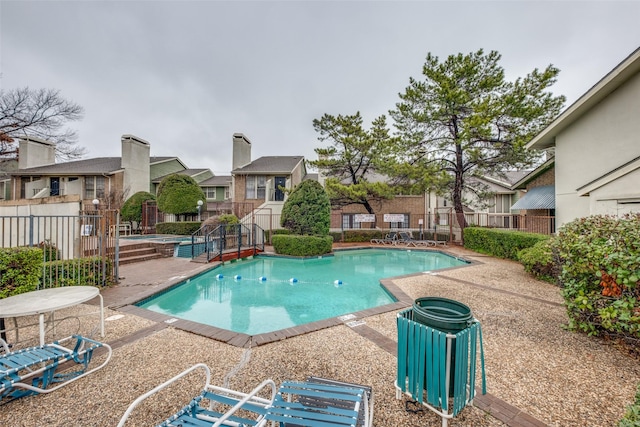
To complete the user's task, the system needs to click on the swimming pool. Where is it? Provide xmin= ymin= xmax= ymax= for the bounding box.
xmin=137 ymin=248 xmax=469 ymax=335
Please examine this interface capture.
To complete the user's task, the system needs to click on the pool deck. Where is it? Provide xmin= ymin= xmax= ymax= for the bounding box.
xmin=102 ymin=245 xmax=545 ymax=426
xmin=2 ymin=243 xmax=638 ymax=426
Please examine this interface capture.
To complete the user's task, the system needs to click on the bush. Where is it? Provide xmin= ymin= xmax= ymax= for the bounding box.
xmin=157 ymin=174 xmax=206 ymax=216
xmin=0 ymin=247 xmax=43 ymax=298
xmin=38 ymin=240 xmax=60 ymax=262
xmin=464 ymin=227 xmax=549 ymax=260
xmin=45 ymin=257 xmax=114 ymax=287
xmin=156 ymin=221 xmax=201 ymax=235
xmin=329 ymin=231 xmax=343 ymax=243
xmin=619 ymin=383 xmax=640 ymax=427
xmin=555 ymin=214 xmax=640 ymax=345
xmin=517 ymin=239 xmax=559 ymax=284
xmin=281 ymin=180 xmax=331 ymax=235
xmin=121 ymin=191 xmax=156 ymax=224
xmin=218 ymin=214 xmax=239 ymax=224
xmin=343 ymin=230 xmax=384 ymax=243
xmin=272 ymin=235 xmax=333 ymax=256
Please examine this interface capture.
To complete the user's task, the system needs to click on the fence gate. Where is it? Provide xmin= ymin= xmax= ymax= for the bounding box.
xmin=0 ymin=211 xmax=118 ymax=289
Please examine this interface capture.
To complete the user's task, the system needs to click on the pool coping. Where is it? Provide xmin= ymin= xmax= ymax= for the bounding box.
xmin=116 ymin=246 xmax=478 ymax=348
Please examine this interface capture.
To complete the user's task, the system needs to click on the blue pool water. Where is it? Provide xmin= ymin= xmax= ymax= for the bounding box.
xmin=137 ymin=248 xmax=468 ymax=335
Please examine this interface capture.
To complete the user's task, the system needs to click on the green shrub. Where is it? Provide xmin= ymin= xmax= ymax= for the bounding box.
xmin=555 ymin=214 xmax=640 ymax=344
xmin=517 ymin=239 xmax=558 ymax=284
xmin=343 ymin=230 xmax=384 ymax=243
xmin=619 ymin=383 xmax=640 ymax=427
xmin=218 ymin=214 xmax=239 ymax=224
xmin=38 ymin=240 xmax=60 ymax=262
xmin=265 ymin=228 xmax=290 ymax=243
xmin=464 ymin=227 xmax=549 ymax=260
xmin=0 ymin=247 xmax=43 ymax=298
xmin=156 ymin=222 xmax=201 ymax=235
xmin=272 ymin=235 xmax=333 ymax=256
xmin=329 ymin=231 xmax=343 ymax=243
xmin=45 ymin=257 xmax=114 ymax=287
xmin=121 ymin=191 xmax=156 ymax=224
xmin=157 ymin=174 xmax=206 ymax=216
xmin=281 ymin=180 xmax=331 ymax=235
xmin=410 ymin=230 xmax=450 ymax=242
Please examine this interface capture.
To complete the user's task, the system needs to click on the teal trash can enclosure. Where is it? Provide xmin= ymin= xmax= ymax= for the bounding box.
xmin=413 ymin=297 xmax=473 ymax=333
xmin=412 ymin=297 xmax=474 ymax=396
xmin=395 ymin=304 xmax=486 ymax=427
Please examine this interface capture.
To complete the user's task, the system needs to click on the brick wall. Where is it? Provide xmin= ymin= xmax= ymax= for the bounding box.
xmin=527 ymin=166 xmax=555 ymax=189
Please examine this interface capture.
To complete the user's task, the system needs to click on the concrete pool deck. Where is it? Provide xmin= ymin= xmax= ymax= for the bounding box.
xmin=1 ymin=244 xmax=638 ymax=426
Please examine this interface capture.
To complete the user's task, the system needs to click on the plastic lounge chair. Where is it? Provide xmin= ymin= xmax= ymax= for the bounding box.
xmin=0 ymin=334 xmax=112 ymax=403
xmin=396 ymin=232 xmax=430 ymax=247
xmin=117 ymin=363 xmax=277 ymax=427
xmin=370 ymin=232 xmax=398 ymax=245
xmin=265 ymin=378 xmax=373 ymax=427
xmin=377 ymin=231 xmax=399 ymax=245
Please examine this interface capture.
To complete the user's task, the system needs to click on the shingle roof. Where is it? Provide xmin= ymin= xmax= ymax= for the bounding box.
xmin=11 ymin=157 xmax=123 ymax=175
xmin=151 ymin=168 xmax=210 ymax=183
xmin=200 ymin=175 xmax=232 ymax=186
xmin=231 ymin=156 xmax=303 ymax=174
xmin=11 ymin=156 xmax=179 ymax=176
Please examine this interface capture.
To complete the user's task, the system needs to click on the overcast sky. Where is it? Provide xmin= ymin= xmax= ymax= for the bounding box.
xmin=1 ymin=1 xmax=639 ymax=175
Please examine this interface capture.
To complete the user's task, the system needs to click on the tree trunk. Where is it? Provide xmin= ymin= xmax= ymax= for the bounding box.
xmin=453 ymin=140 xmax=468 ymax=239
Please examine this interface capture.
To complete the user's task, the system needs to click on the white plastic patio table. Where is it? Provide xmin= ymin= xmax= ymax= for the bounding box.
xmin=0 ymin=286 xmax=104 ymax=346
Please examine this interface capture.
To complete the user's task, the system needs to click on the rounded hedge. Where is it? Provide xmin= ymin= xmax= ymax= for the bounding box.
xmin=280 ymin=180 xmax=330 ymax=236
xmin=272 ymin=234 xmax=333 ymax=257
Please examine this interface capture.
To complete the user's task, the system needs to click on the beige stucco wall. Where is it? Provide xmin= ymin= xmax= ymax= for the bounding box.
xmin=555 ymin=71 xmax=640 ymax=226
xmin=18 ymin=137 xmax=56 ymax=169
xmin=589 ymin=168 xmax=640 ymax=216
xmin=121 ymin=135 xmax=150 ymax=199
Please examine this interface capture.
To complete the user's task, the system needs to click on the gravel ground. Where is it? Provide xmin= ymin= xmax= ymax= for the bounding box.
xmin=1 ymin=246 xmax=638 ymax=426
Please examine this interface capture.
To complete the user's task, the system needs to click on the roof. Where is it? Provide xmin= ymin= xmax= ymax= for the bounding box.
xmin=200 ymin=175 xmax=232 ymax=186
xmin=11 ymin=156 xmax=182 ymax=176
xmin=510 ymin=185 xmax=555 ymax=210
xmin=231 ymin=156 xmax=304 ymax=174
xmin=478 ymin=171 xmax=531 ymax=192
xmin=576 ymin=155 xmax=640 ymax=196
xmin=511 ymin=158 xmax=555 ymax=190
xmin=151 ymin=168 xmax=211 ymax=183
xmin=11 ymin=157 xmax=124 ymax=175
xmin=527 ymin=47 xmax=640 ymax=150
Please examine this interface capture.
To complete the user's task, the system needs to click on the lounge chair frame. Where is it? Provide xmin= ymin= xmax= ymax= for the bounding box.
xmin=0 ymin=334 xmax=112 ymax=403
xmin=117 ymin=363 xmax=277 ymax=427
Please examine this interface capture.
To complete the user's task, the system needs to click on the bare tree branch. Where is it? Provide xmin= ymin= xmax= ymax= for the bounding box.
xmin=0 ymin=87 xmax=86 ymax=161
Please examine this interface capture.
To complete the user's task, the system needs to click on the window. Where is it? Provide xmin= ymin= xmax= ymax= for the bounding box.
xmin=224 ymin=186 xmax=230 ymax=200
xmin=84 ymin=176 xmax=105 ymax=199
xmin=257 ymin=176 xmax=266 ymax=199
xmin=245 ymin=175 xmax=266 ymax=199
xmin=342 ymin=214 xmax=361 ymax=230
xmin=390 ymin=214 xmax=409 ymax=229
xmin=205 ymin=187 xmax=217 ymax=199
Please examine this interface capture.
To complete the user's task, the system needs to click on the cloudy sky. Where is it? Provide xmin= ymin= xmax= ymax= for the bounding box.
xmin=1 ymin=1 xmax=639 ymax=175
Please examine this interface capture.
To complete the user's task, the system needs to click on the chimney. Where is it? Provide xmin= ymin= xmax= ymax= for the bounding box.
xmin=232 ymin=133 xmax=252 ymax=170
xmin=121 ymin=134 xmax=150 ymax=197
xmin=18 ymin=136 xmax=56 ymax=169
